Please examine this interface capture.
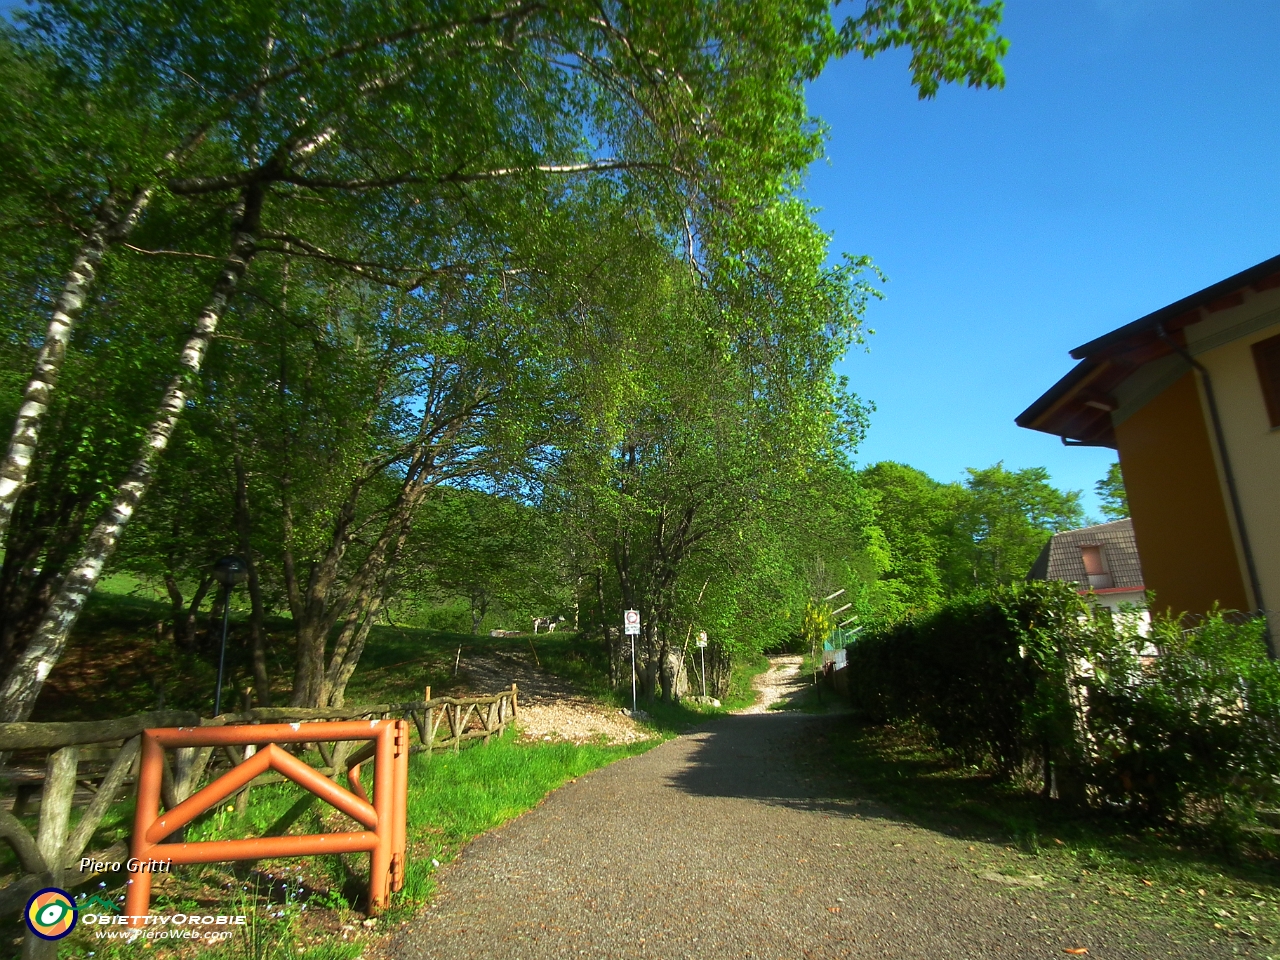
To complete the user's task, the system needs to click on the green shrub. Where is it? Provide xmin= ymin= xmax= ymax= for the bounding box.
xmin=1083 ymin=612 xmax=1280 ymax=822
xmin=846 ymin=584 xmax=1280 ymax=826
xmin=847 ymin=580 xmax=1090 ymax=776
xmin=422 ymin=605 xmax=472 ymax=633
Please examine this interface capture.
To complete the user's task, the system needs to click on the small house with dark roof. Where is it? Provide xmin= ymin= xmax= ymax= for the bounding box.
xmin=1017 ymin=253 xmax=1280 ymax=650
xmin=1028 ymin=518 xmax=1146 ymax=615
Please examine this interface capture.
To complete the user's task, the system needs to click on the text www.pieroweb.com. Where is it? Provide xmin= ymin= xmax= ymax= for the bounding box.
xmin=93 ymin=928 xmax=233 ymax=942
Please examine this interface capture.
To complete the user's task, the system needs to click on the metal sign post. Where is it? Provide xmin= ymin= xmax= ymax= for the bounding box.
xmin=624 ymin=609 xmax=640 ymax=713
xmin=696 ymin=631 xmax=708 ymax=697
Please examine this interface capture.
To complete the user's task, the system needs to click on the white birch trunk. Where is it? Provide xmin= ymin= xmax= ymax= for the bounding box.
xmin=0 ymin=189 xmax=152 ymax=541
xmin=0 ymin=187 xmax=262 ymax=723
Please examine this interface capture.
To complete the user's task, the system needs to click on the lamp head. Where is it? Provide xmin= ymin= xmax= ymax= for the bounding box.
xmin=212 ymin=555 xmax=249 ymax=587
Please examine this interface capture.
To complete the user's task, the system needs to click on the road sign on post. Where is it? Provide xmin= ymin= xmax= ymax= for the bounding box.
xmin=697 ymin=631 xmax=708 ymax=698
xmin=624 ymin=610 xmax=640 ymax=714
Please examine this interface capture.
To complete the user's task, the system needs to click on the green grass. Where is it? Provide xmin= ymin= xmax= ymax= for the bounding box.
xmin=767 ymin=680 xmax=833 ymax=713
xmin=723 ymin=653 xmax=770 ymax=710
xmin=823 ymin=717 xmax=1280 ymax=946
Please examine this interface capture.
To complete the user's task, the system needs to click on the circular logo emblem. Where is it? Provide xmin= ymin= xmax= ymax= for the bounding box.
xmin=25 ymin=888 xmax=77 ymax=941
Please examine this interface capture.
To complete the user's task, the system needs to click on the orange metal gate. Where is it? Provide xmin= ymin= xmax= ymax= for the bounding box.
xmin=125 ymin=719 xmax=408 ymax=925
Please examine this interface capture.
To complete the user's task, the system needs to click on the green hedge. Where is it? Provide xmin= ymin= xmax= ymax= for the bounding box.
xmin=1085 ymin=612 xmax=1280 ymax=821
xmin=846 ymin=581 xmax=1280 ymax=824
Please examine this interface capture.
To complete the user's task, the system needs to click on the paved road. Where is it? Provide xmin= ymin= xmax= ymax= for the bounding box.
xmin=392 ymin=712 xmax=1237 ymax=959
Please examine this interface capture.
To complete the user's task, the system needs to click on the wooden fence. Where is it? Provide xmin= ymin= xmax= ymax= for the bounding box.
xmin=0 ymin=683 xmax=519 ymax=950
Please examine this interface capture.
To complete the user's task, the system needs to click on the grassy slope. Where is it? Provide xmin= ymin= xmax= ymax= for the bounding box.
xmin=824 ymin=718 xmax=1280 ymax=949
xmin=32 ymin=574 xmax=762 ymax=720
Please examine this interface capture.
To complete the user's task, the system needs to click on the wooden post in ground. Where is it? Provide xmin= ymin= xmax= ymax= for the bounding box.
xmin=35 ymin=745 xmax=77 ymax=885
xmin=423 ymin=686 xmax=432 ymax=759
xmin=511 ymin=683 xmax=518 ymax=720
xmin=23 ymin=745 xmax=78 ymax=960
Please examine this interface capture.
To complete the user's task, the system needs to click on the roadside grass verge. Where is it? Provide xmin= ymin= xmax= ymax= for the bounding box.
xmin=767 ymin=681 xmax=834 ymax=713
xmin=605 ymin=651 xmax=773 ymax=736
xmin=53 ymin=730 xmax=655 ymax=960
xmin=825 ymin=717 xmax=1280 ymax=946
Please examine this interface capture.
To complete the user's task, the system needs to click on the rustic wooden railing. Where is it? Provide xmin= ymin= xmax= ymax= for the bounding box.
xmin=125 ymin=719 xmax=408 ymax=925
xmin=0 ymin=682 xmax=519 ymax=952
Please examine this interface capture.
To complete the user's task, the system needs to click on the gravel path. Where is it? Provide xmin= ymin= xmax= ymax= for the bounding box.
xmin=460 ymin=647 xmax=650 ymax=745
xmin=737 ymin=654 xmax=807 ymax=714
xmin=391 ymin=712 xmax=1236 ymax=959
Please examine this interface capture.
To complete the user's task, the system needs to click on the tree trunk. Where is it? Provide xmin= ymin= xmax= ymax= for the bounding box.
xmin=595 ymin=568 xmax=615 ymax=685
xmin=0 ymin=190 xmax=151 ymax=543
xmin=291 ymin=457 xmax=427 ymax=707
xmin=315 ymin=490 xmax=419 ymax=708
xmin=234 ymin=450 xmax=271 ymax=706
xmin=707 ymin=643 xmax=732 ymax=699
xmin=163 ymin=572 xmax=213 ymax=650
xmin=661 ymin=641 xmax=688 ymax=702
xmin=321 ymin=585 xmax=387 ymax=708
xmin=289 ymin=478 xmax=367 ymax=708
xmin=0 ymin=185 xmax=264 ymax=723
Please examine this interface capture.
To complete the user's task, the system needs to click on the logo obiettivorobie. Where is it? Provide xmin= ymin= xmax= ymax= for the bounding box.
xmin=25 ymin=888 xmax=77 ymax=940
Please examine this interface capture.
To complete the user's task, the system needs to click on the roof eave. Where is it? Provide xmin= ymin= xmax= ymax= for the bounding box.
xmin=1069 ymin=252 xmax=1280 ymax=360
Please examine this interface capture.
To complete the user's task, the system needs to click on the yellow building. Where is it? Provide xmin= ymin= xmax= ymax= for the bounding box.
xmin=1018 ymin=253 xmax=1280 ymax=647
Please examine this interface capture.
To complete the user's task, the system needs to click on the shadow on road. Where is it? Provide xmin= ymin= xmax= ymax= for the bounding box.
xmin=664 ymin=711 xmax=904 ymax=823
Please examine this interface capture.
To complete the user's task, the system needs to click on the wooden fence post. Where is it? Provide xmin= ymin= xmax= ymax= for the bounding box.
xmin=423 ymin=686 xmax=433 ymax=759
xmin=35 ymin=745 xmax=77 ymax=885
xmin=22 ymin=745 xmax=78 ymax=960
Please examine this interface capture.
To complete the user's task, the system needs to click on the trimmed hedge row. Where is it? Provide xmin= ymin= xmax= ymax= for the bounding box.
xmin=846 ymin=581 xmax=1280 ymax=824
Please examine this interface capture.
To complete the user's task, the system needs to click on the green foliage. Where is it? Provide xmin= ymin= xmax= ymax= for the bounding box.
xmin=847 ymin=583 xmax=1280 ymax=827
xmin=957 ymin=463 xmax=1085 ymax=588
xmin=1096 ymin=461 xmax=1129 ymax=519
xmin=1 ymin=0 xmax=1011 ymax=712
xmin=848 ymin=580 xmax=1089 ymax=773
xmin=858 ymin=461 xmax=961 ymax=614
xmin=839 ymin=0 xmax=1009 ymax=99
xmin=858 ymin=461 xmax=1085 ymax=618
xmin=1084 ymin=613 xmax=1280 ymax=821
xmin=399 ymin=489 xmax=567 ymax=635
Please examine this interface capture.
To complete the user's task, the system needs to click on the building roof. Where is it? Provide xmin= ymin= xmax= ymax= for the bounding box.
xmin=1016 ymin=253 xmax=1280 ymax=447
xmin=1027 ymin=518 xmax=1145 ymax=591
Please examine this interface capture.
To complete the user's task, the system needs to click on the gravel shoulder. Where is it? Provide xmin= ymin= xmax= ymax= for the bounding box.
xmin=392 ymin=711 xmax=1238 ymax=959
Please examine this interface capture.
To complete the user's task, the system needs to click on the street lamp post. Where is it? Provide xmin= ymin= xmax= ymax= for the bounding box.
xmin=211 ymin=556 xmax=248 ymax=716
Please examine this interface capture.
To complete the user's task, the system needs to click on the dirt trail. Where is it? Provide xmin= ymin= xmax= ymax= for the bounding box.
xmin=736 ymin=653 xmax=808 ymax=714
xmin=392 ymin=711 xmax=1236 ymax=960
xmin=459 ymin=647 xmax=649 ymax=745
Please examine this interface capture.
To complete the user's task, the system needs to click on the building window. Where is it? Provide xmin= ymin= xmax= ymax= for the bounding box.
xmin=1080 ymin=544 xmax=1113 ymax=590
xmin=1253 ymin=331 xmax=1280 ymax=429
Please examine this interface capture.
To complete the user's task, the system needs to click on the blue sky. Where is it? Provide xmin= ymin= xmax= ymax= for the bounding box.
xmin=805 ymin=0 xmax=1280 ymax=517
